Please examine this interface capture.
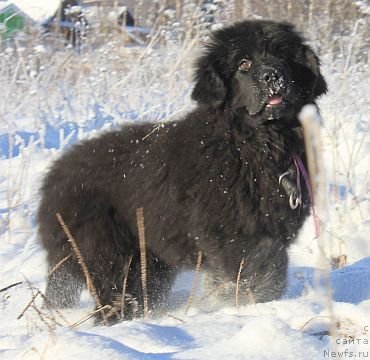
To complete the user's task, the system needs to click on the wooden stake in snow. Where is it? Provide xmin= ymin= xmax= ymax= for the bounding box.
xmin=136 ymin=207 xmax=148 ymax=318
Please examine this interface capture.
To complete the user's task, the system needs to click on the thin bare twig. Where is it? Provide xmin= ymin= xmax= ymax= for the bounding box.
xmin=19 ymin=276 xmax=71 ymax=327
xmin=299 ymin=106 xmax=338 ymax=346
xmin=48 ymin=254 xmax=73 ymax=276
xmin=17 ymin=292 xmax=40 ymax=320
xmin=299 ymin=315 xmax=331 ymax=331
xmin=56 ymin=212 xmax=107 ymax=323
xmin=30 ymin=304 xmax=57 ymax=331
xmin=136 ymin=207 xmax=148 ymax=318
xmin=142 ymin=123 xmax=163 ymax=140
xmin=70 ymin=305 xmax=112 ymax=328
xmin=246 ymin=288 xmax=256 ymax=304
xmin=167 ymin=313 xmax=186 ymax=323
xmin=235 ymin=257 xmax=245 ymax=311
xmin=121 ymin=254 xmax=133 ymax=319
xmin=0 ymin=281 xmax=22 ymax=293
xmin=185 ymin=251 xmax=202 ymax=315
xmin=38 ymin=291 xmax=71 ymax=327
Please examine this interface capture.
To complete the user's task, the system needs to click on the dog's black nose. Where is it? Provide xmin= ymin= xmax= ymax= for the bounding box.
xmin=261 ymin=67 xmax=282 ymax=84
xmin=263 ymin=73 xmax=274 ymax=82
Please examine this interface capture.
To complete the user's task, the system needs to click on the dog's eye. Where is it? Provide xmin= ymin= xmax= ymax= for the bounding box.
xmin=238 ymin=59 xmax=252 ymax=71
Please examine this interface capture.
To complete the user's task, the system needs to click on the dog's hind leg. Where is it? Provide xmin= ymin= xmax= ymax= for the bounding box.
xmin=42 ymin=205 xmax=176 ymax=322
xmin=42 ymin=205 xmax=135 ymax=316
xmin=44 ymin=244 xmax=84 ymax=309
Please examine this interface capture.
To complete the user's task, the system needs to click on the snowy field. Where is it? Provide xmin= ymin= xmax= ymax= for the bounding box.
xmin=0 ymin=4 xmax=369 ymax=359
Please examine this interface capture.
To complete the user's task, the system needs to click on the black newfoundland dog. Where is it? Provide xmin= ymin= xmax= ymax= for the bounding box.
xmin=38 ymin=20 xmax=327 ymax=321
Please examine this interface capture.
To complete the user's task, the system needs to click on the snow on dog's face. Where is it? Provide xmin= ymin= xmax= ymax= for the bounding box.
xmin=191 ymin=20 xmax=327 ymax=125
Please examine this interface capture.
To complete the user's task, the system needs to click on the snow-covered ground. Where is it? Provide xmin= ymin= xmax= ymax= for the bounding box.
xmin=0 ymin=10 xmax=369 ymax=360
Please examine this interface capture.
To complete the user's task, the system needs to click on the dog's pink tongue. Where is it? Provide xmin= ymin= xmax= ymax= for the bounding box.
xmin=267 ymin=95 xmax=283 ymax=105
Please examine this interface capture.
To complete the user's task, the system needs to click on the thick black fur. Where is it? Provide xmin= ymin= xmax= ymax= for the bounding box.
xmin=38 ymin=20 xmax=327 ymax=321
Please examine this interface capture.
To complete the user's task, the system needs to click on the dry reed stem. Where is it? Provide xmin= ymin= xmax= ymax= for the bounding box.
xmin=121 ymin=254 xmax=133 ymax=319
xmin=70 ymin=305 xmax=112 ymax=328
xmin=185 ymin=250 xmax=203 ymax=315
xmin=56 ymin=212 xmax=107 ymax=323
xmin=48 ymin=254 xmax=72 ymax=276
xmin=235 ymin=257 xmax=245 ymax=311
xmin=136 ymin=207 xmax=148 ymax=318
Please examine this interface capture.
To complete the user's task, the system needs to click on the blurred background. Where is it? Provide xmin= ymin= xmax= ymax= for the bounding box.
xmin=1 ymin=1 xmax=368 ymax=56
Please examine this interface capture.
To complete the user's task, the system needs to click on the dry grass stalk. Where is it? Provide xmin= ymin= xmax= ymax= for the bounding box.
xmin=17 ymin=291 xmax=40 ymax=320
xmin=30 ymin=304 xmax=60 ymax=331
xmin=0 ymin=281 xmax=22 ymax=293
xmin=70 ymin=305 xmax=112 ymax=328
xmin=121 ymin=254 xmax=133 ymax=320
xmin=136 ymin=207 xmax=148 ymax=318
xmin=19 ymin=276 xmax=71 ymax=327
xmin=56 ymin=212 xmax=107 ymax=323
xmin=185 ymin=250 xmax=203 ymax=315
xmin=37 ymin=292 xmax=71 ymax=327
xmin=246 ymin=288 xmax=256 ymax=304
xmin=48 ymin=254 xmax=72 ymax=276
xmin=299 ymin=315 xmax=331 ymax=331
xmin=167 ymin=313 xmax=186 ymax=324
xmin=235 ymin=257 xmax=245 ymax=311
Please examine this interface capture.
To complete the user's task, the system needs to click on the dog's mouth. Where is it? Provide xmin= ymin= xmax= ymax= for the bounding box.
xmin=266 ymin=94 xmax=283 ymax=107
xmin=246 ymin=93 xmax=287 ymax=117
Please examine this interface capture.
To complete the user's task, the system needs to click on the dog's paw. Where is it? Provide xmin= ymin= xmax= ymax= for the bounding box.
xmin=95 ymin=293 xmax=140 ymax=325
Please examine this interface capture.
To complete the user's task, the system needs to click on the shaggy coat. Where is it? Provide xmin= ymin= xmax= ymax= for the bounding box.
xmin=38 ymin=20 xmax=327 ymax=321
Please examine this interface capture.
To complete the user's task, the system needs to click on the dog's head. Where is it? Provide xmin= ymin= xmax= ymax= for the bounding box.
xmin=192 ymin=20 xmax=327 ymax=125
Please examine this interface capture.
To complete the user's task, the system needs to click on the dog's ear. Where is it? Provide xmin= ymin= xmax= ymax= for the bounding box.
xmin=191 ymin=59 xmax=227 ymax=108
xmin=314 ymin=73 xmax=328 ymax=98
xmin=302 ymin=47 xmax=328 ymax=98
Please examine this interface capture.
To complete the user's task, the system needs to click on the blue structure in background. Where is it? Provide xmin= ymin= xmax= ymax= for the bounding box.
xmin=0 ymin=123 xmax=78 ymax=158
xmin=0 ymin=106 xmax=115 ymax=158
